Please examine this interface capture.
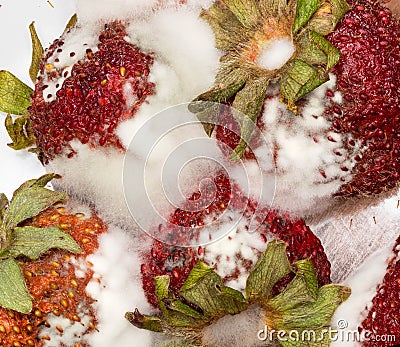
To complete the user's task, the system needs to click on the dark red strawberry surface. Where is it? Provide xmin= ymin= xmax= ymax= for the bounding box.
xmin=361 ymin=236 xmax=400 ymax=346
xmin=326 ymin=1 xmax=400 ymax=197
xmin=29 ymin=21 xmax=154 ymax=164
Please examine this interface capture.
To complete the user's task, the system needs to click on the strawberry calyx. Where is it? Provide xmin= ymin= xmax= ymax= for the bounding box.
xmin=127 ymin=240 xmax=350 ymax=346
xmin=0 ymin=174 xmax=82 ymax=314
xmin=189 ymin=0 xmax=349 ymax=159
xmin=0 ymin=70 xmax=33 ymax=116
xmin=29 ymin=21 xmax=44 ymax=84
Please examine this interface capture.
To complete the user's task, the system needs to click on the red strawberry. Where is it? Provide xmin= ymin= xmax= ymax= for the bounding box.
xmin=130 ymin=207 xmax=349 ymax=347
xmin=325 ymin=1 xmax=400 ymax=196
xmin=0 ymin=175 xmax=107 ymax=347
xmin=0 ymin=2 xmax=220 ymax=226
xmin=360 ymin=236 xmax=400 ymax=346
xmin=1 ymin=0 xmax=216 ymax=165
xmin=190 ymin=0 xmax=400 ymax=215
xmin=140 ymin=173 xmax=331 ymax=308
xmin=29 ymin=20 xmax=155 ymax=164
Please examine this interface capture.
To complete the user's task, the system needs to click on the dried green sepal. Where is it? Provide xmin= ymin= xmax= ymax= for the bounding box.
xmin=292 ymin=0 xmax=322 ymax=34
xmin=64 ymin=13 xmax=78 ymax=34
xmin=192 ymin=0 xmax=349 ymax=158
xmin=128 ymin=240 xmax=350 ymax=346
xmin=331 ymin=0 xmax=350 ymax=26
xmin=125 ymin=309 xmax=163 ymax=333
xmin=180 ymin=261 xmax=248 ymax=317
xmin=5 ymin=114 xmax=36 ymax=150
xmin=0 ymin=194 xmax=8 ymax=222
xmin=189 ymin=61 xmax=249 ymax=136
xmin=2 ymin=185 xmax=66 ymax=231
xmin=194 ymin=103 xmax=221 ymax=137
xmin=201 ymin=4 xmax=249 ymax=51
xmin=306 ymin=0 xmax=349 ymax=36
xmin=221 ymin=0 xmax=261 ymax=28
xmin=29 ymin=22 xmax=44 ymax=83
xmin=296 ymin=32 xmax=329 ymax=66
xmin=280 ymin=59 xmax=328 ymax=111
xmin=309 ymin=30 xmax=340 ymax=70
xmin=0 ymin=71 xmax=33 ymax=115
xmin=265 ymin=259 xmax=351 ymax=346
xmin=0 ymin=258 xmax=32 ymax=313
xmin=127 ymin=262 xmax=247 ymax=344
xmin=246 ymin=239 xmax=291 ymax=302
xmin=2 ymin=226 xmax=81 ymax=260
xmin=230 ymin=76 xmax=270 ymax=160
xmin=258 ymin=0 xmax=291 ymax=17
xmin=266 ymin=259 xmax=319 ymax=312
xmin=189 ymin=61 xmax=249 ymax=114
xmin=12 ymin=173 xmax=60 ymax=199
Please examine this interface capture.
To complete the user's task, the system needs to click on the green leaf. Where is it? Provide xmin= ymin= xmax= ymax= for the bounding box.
xmin=258 ymin=0 xmax=289 ymax=17
xmin=281 ymin=284 xmax=351 ymax=330
xmin=64 ymin=14 xmax=78 ymax=34
xmin=163 ymin=301 xmax=206 ymax=328
xmin=0 ymin=71 xmax=33 ymax=115
xmin=246 ymin=239 xmax=291 ymax=303
xmin=266 ymin=259 xmax=319 ymax=313
xmin=125 ymin=309 xmax=164 ymax=333
xmin=221 ymin=0 xmax=261 ymax=28
xmin=201 ymin=4 xmax=248 ymax=51
xmin=5 ymin=114 xmax=36 ymax=150
xmin=127 ymin=274 xmax=205 ymax=342
xmin=263 ymin=257 xmax=350 ymax=346
xmin=331 ymin=0 xmax=350 ymax=26
xmin=268 ymin=284 xmax=351 ymax=331
xmin=29 ymin=22 xmax=44 ymax=84
xmin=307 ymin=0 xmax=350 ymax=35
xmin=180 ymin=261 xmax=248 ymax=317
xmin=153 ymin=276 xmax=203 ymax=328
xmin=0 ymin=258 xmax=32 ymax=313
xmin=155 ymin=275 xmax=171 ymax=316
xmin=309 ymin=31 xmax=340 ymax=71
xmin=189 ymin=63 xmax=248 ymax=114
xmin=230 ymin=76 xmax=269 ymax=160
xmin=3 ymin=226 xmax=81 ymax=260
xmin=189 ymin=62 xmax=249 ymax=138
xmin=296 ymin=32 xmax=328 ymax=66
xmin=13 ymin=173 xmax=60 ymax=199
xmin=167 ymin=300 xmax=205 ymax=320
xmin=3 ymin=187 xmax=66 ymax=230
xmin=280 ymin=59 xmax=328 ymax=111
xmin=293 ymin=0 xmax=322 ymax=34
xmin=307 ymin=2 xmax=336 ymax=35
xmin=0 ymin=193 xmax=8 ymax=222
xmin=292 ymin=259 xmax=319 ymax=299
xmin=194 ymin=103 xmax=221 ymax=137
xmin=127 ymin=240 xmax=350 ymax=346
